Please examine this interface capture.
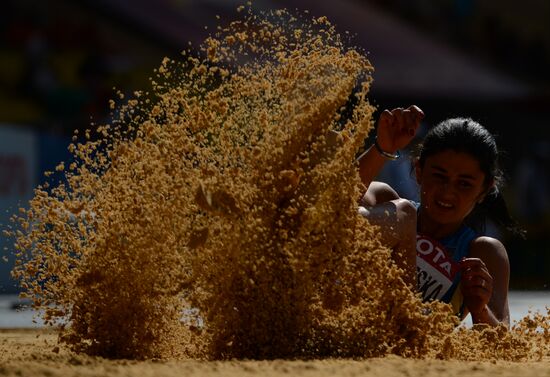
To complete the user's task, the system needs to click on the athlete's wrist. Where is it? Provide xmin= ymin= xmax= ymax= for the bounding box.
xmin=374 ymin=137 xmax=400 ymax=160
xmin=470 ymin=305 xmax=490 ymax=321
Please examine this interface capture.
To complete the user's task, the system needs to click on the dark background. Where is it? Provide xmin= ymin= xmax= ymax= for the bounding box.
xmin=1 ymin=0 xmax=549 ymax=292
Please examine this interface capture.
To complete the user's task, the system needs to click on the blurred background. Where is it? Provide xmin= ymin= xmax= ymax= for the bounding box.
xmin=1 ymin=0 xmax=549 ymax=299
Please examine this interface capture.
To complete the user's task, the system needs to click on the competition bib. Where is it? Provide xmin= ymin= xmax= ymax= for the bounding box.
xmin=416 ymin=234 xmax=460 ymax=302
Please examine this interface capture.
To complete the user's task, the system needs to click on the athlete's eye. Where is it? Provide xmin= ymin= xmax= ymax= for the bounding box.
xmin=458 ymin=180 xmax=472 ymax=188
xmin=432 ymin=172 xmax=446 ymax=181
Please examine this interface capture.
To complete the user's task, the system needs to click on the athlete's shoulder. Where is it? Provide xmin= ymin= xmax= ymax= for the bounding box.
xmin=470 ymin=236 xmax=508 ymax=263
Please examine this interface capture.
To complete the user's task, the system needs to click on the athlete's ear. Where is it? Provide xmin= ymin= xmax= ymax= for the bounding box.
xmin=477 ymin=179 xmax=496 ymax=204
xmin=414 ymin=158 xmax=422 ymax=184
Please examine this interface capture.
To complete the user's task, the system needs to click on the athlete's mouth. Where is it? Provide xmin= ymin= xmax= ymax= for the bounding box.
xmin=436 ymin=200 xmax=453 ymax=209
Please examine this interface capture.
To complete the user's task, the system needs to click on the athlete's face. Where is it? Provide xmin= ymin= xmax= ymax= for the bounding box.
xmin=415 ymin=150 xmax=492 ymax=227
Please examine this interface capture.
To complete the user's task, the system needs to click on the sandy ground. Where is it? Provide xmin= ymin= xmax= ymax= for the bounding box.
xmin=1 ymin=329 xmax=549 ymax=377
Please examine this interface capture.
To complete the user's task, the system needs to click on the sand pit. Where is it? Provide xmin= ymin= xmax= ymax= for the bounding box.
xmin=1 ymin=329 xmax=550 ymax=377
xmin=3 ymin=4 xmax=549 ymax=364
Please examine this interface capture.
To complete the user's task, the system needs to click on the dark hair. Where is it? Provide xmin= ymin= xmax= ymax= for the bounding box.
xmin=417 ymin=118 xmax=524 ymax=237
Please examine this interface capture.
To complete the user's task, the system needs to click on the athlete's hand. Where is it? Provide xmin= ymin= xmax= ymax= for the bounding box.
xmin=376 ymin=105 xmax=424 ymax=153
xmin=460 ymin=258 xmax=494 ymax=316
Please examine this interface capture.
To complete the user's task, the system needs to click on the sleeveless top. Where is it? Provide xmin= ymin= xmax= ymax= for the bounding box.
xmin=412 ymin=203 xmax=479 ymax=317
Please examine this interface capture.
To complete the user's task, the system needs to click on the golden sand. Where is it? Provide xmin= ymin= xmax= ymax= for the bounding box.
xmin=1 ymin=329 xmax=550 ymax=377
xmin=4 ymin=6 xmax=549 ymax=361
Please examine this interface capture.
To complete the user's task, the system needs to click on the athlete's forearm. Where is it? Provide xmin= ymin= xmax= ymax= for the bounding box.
xmin=356 ymin=145 xmax=388 ymax=190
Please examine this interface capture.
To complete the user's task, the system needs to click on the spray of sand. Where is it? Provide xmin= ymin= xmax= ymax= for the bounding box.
xmin=6 ymin=6 xmax=549 ymax=361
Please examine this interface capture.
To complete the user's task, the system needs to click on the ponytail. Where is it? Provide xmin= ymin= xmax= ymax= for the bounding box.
xmin=466 ymin=187 xmax=526 ymax=238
